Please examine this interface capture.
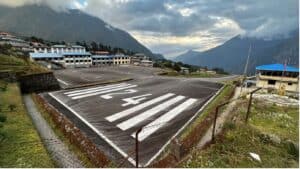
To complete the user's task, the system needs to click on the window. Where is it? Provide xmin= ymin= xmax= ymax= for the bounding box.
xmin=268 ymin=80 xmax=276 ymax=85
xmin=288 ymin=82 xmax=292 ymax=86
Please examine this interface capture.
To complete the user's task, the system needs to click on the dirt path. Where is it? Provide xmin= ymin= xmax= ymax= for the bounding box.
xmin=197 ymin=87 xmax=241 ymax=148
xmin=23 ymin=95 xmax=83 ymax=168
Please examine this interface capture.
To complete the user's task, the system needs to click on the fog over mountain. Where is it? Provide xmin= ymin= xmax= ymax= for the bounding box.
xmin=174 ymin=31 xmax=299 ymax=75
xmin=0 ymin=4 xmax=164 ymax=59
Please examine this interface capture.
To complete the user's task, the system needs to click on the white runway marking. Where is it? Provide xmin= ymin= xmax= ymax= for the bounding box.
xmin=64 ymin=83 xmax=127 ymax=95
xmin=71 ymin=85 xmax=138 ymax=100
xmin=100 ymin=89 xmax=137 ymax=99
xmin=67 ymin=83 xmax=131 ymax=97
xmin=122 ymin=94 xmax=153 ymax=107
xmin=48 ymin=93 xmax=137 ymax=166
xmin=132 ymin=98 xmax=197 ymax=141
xmin=106 ymin=93 xmax=175 ymax=122
xmin=117 ymin=95 xmax=186 ymax=131
xmin=57 ymin=79 xmax=69 ymax=86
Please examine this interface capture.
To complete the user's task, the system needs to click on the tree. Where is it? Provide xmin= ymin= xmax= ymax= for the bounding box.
xmin=173 ymin=63 xmax=181 ymax=72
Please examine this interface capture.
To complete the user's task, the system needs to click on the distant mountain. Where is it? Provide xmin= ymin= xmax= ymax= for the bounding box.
xmin=0 ymin=5 xmax=163 ymax=60
xmin=174 ymin=32 xmax=299 ymax=74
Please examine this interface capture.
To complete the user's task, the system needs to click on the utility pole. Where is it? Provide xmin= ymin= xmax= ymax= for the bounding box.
xmin=240 ymin=44 xmax=252 ymax=95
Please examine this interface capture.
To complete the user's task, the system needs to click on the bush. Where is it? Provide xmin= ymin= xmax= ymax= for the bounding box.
xmin=223 ymin=121 xmax=236 ymax=130
xmin=0 ymin=114 xmax=6 ymax=123
xmin=8 ymin=104 xmax=16 ymax=111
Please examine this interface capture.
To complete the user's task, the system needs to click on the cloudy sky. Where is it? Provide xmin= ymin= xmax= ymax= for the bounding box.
xmin=0 ymin=0 xmax=298 ymax=58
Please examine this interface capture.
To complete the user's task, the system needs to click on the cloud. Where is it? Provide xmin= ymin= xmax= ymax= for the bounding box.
xmin=0 ymin=0 xmax=298 ymax=57
xmin=0 ymin=0 xmax=77 ymax=11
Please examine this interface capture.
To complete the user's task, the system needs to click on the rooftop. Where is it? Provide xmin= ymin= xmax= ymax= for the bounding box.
xmin=256 ymin=64 xmax=299 ymax=73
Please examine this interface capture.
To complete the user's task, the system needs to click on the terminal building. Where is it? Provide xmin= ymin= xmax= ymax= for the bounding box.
xmin=131 ymin=53 xmax=153 ymax=67
xmin=256 ymin=64 xmax=299 ymax=93
xmin=91 ymin=53 xmax=130 ymax=66
xmin=30 ymin=45 xmax=132 ymax=68
xmin=30 ymin=45 xmax=92 ymax=68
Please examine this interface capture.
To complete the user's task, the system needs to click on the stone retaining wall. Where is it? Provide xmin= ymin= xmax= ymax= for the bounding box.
xmin=18 ymin=72 xmax=60 ymax=93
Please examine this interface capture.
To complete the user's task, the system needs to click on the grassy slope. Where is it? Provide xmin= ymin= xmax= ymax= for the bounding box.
xmin=180 ymin=98 xmax=299 ymax=168
xmin=0 ymin=81 xmax=55 ymax=167
xmin=162 ymin=71 xmax=224 ymax=78
xmin=0 ymin=54 xmax=48 ymax=74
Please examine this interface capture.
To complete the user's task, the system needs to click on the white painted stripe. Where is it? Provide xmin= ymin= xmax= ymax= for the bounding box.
xmin=57 ymin=79 xmax=69 ymax=86
xmin=64 ymin=83 xmax=127 ymax=94
xmin=71 ymin=85 xmax=137 ymax=100
xmin=105 ymin=93 xmax=175 ymax=122
xmin=117 ymin=95 xmax=186 ymax=131
xmin=48 ymin=93 xmax=137 ymax=166
xmin=132 ymin=98 xmax=197 ymax=141
xmin=68 ymin=83 xmax=131 ymax=97
xmin=143 ymin=85 xmax=225 ymax=167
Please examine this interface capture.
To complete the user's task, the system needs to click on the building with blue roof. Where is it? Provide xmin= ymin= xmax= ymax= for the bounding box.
xmin=30 ymin=45 xmax=132 ymax=68
xmin=30 ymin=45 xmax=92 ymax=68
xmin=255 ymin=64 xmax=299 ymax=93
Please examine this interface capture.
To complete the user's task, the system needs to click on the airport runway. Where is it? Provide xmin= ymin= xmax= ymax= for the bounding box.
xmin=42 ymin=66 xmax=228 ymax=166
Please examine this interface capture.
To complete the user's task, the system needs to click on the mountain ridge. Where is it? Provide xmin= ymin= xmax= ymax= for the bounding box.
xmin=0 ymin=4 xmax=164 ymax=59
xmin=174 ymin=33 xmax=299 ymax=74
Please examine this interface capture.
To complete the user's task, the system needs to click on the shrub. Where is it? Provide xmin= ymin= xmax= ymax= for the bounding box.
xmin=8 ymin=104 xmax=16 ymax=111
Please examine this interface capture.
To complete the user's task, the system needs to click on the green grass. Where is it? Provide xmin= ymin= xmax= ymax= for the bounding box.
xmin=32 ymin=94 xmax=98 ymax=168
xmin=162 ymin=70 xmax=224 ymax=78
xmin=249 ymin=101 xmax=298 ymax=143
xmin=180 ymin=98 xmax=299 ymax=168
xmin=0 ymin=81 xmax=55 ymax=167
xmin=180 ymin=84 xmax=234 ymax=140
xmin=0 ymin=54 xmax=48 ymax=74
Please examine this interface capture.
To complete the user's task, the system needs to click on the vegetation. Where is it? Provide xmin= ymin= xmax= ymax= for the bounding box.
xmin=0 ymin=81 xmax=55 ymax=167
xmin=32 ymin=95 xmax=98 ymax=168
xmin=154 ymin=59 xmax=198 ymax=72
xmin=0 ymin=50 xmax=48 ymax=74
xmin=180 ymin=98 xmax=299 ymax=168
xmin=180 ymin=84 xmax=234 ymax=140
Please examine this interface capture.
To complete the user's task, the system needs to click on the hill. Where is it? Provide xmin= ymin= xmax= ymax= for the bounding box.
xmin=0 ymin=5 xmax=163 ymax=60
xmin=174 ymin=32 xmax=299 ymax=74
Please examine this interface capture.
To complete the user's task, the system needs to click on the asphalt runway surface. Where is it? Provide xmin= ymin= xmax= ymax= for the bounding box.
xmin=43 ymin=66 xmax=228 ymax=166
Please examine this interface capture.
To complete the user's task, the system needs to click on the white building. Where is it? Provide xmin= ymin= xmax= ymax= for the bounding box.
xmin=256 ymin=64 xmax=299 ymax=93
xmin=0 ymin=32 xmax=32 ymax=51
xmin=30 ymin=45 xmax=92 ymax=68
xmin=91 ymin=54 xmax=130 ymax=66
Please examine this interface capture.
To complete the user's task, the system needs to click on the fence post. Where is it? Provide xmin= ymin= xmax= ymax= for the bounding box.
xmin=135 ymin=128 xmax=143 ymax=168
xmin=211 ymin=106 xmax=219 ymax=142
xmin=245 ymin=87 xmax=261 ymax=123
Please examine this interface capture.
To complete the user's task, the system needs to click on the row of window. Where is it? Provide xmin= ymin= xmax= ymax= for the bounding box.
xmin=65 ymin=55 xmax=90 ymax=58
xmin=66 ymin=60 xmax=91 ymax=63
xmin=267 ymin=80 xmax=293 ymax=86
xmin=34 ymin=58 xmax=63 ymax=61
xmin=93 ymin=58 xmax=113 ymax=61
xmin=114 ymin=61 xmax=129 ymax=64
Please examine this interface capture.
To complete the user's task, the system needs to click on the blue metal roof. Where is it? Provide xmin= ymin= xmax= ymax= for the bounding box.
xmin=256 ymin=64 xmax=299 ymax=72
xmin=30 ymin=52 xmax=91 ymax=58
xmin=30 ymin=53 xmax=63 ymax=58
